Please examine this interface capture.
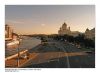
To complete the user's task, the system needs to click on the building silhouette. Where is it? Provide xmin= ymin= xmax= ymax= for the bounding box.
xmin=58 ymin=22 xmax=79 ymax=36
xmin=85 ymin=28 xmax=95 ymax=40
xmin=58 ymin=22 xmax=71 ymax=35
xmin=5 ymin=24 xmax=19 ymax=40
xmin=5 ymin=24 xmax=13 ymax=39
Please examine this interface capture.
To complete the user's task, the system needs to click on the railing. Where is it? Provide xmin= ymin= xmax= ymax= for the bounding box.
xmin=5 ymin=50 xmax=28 ymax=61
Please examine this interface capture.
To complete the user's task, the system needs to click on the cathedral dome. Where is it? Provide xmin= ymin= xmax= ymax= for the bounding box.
xmin=62 ymin=22 xmax=67 ymax=30
xmin=62 ymin=22 xmax=67 ymax=27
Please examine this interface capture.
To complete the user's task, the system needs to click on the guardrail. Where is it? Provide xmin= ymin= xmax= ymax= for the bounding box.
xmin=5 ymin=50 xmax=28 ymax=61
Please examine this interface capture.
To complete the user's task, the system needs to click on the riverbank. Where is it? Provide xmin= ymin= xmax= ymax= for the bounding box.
xmin=5 ymin=39 xmax=95 ymax=68
xmin=5 ymin=36 xmax=41 ymax=57
xmin=5 ymin=43 xmax=88 ymax=68
xmin=5 ymin=44 xmax=42 ymax=68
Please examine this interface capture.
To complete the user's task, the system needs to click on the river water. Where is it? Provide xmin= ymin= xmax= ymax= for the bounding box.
xmin=5 ymin=36 xmax=41 ymax=57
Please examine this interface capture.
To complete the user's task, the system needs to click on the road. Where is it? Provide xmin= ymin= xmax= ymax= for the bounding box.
xmin=5 ymin=37 xmax=95 ymax=68
xmin=20 ymin=40 xmax=95 ymax=68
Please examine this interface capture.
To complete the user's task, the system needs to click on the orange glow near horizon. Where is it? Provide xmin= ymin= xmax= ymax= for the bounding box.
xmin=6 ymin=5 xmax=95 ymax=35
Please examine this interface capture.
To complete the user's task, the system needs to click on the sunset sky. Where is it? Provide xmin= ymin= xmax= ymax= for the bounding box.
xmin=5 ymin=5 xmax=95 ymax=35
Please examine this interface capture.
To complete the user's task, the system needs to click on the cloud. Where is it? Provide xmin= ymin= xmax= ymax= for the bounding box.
xmin=41 ymin=24 xmax=46 ymax=26
xmin=6 ymin=20 xmax=24 ymax=24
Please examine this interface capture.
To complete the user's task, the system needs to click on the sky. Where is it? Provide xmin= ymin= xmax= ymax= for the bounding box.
xmin=5 ymin=5 xmax=95 ymax=35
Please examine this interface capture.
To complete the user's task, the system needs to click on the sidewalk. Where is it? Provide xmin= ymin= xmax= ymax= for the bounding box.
xmin=5 ymin=52 xmax=39 ymax=68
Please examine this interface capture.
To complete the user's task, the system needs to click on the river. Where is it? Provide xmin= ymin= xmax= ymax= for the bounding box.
xmin=5 ymin=36 xmax=41 ymax=57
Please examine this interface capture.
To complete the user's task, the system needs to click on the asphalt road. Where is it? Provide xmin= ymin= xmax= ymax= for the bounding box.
xmin=21 ymin=40 xmax=95 ymax=68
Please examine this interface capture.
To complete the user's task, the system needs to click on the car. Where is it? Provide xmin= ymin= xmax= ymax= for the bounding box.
xmin=85 ymin=51 xmax=94 ymax=54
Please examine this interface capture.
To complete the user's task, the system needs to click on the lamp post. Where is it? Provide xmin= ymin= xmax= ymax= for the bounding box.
xmin=17 ymin=37 xmax=20 ymax=67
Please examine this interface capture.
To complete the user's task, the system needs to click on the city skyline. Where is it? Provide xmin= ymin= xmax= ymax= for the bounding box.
xmin=5 ymin=5 xmax=95 ymax=35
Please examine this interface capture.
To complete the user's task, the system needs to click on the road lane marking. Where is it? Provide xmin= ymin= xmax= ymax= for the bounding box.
xmin=59 ymin=43 xmax=70 ymax=68
xmin=55 ymin=42 xmax=70 ymax=68
xmin=63 ymin=48 xmax=70 ymax=68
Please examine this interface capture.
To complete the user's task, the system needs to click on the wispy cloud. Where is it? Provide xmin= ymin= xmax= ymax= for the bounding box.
xmin=5 ymin=20 xmax=24 ymax=24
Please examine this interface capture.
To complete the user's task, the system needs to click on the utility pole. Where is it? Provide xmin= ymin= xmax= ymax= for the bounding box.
xmin=17 ymin=37 xmax=20 ymax=67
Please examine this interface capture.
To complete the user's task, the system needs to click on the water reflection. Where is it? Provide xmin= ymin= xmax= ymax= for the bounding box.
xmin=5 ymin=36 xmax=41 ymax=57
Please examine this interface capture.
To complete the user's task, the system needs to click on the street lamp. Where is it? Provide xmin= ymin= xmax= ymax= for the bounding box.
xmin=17 ymin=37 xmax=20 ymax=67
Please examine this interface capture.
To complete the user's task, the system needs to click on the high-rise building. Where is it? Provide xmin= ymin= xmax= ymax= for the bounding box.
xmin=5 ymin=24 xmax=13 ymax=39
xmin=5 ymin=24 xmax=19 ymax=41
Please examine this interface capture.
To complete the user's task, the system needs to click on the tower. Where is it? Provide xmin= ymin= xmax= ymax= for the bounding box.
xmin=62 ymin=22 xmax=67 ymax=30
xmin=68 ymin=27 xmax=70 ymax=31
xmin=5 ymin=24 xmax=13 ymax=38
